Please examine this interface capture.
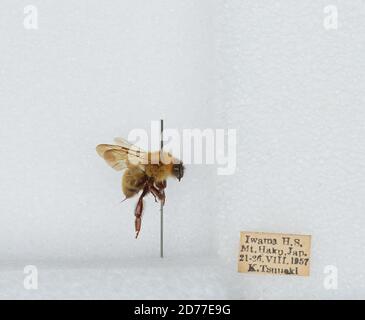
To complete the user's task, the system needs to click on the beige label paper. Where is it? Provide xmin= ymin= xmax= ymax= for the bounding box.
xmin=238 ymin=231 xmax=311 ymax=276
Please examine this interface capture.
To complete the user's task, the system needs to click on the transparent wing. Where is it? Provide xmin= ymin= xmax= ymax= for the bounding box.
xmin=96 ymin=144 xmax=128 ymax=171
xmin=96 ymin=143 xmax=147 ymax=171
xmin=114 ymin=137 xmax=146 ymax=154
xmin=114 ymin=137 xmax=149 ymax=163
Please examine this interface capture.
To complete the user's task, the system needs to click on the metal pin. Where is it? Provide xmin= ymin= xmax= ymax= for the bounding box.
xmin=160 ymin=119 xmax=164 ymax=258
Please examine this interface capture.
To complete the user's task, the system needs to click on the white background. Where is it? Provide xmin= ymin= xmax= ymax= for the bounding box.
xmin=0 ymin=1 xmax=364 ymax=299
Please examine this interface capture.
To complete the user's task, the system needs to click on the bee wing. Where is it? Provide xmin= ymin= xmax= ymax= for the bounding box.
xmin=114 ymin=137 xmax=150 ymax=164
xmin=113 ymin=137 xmax=145 ymax=153
xmin=96 ymin=143 xmax=147 ymax=171
xmin=96 ymin=144 xmax=128 ymax=171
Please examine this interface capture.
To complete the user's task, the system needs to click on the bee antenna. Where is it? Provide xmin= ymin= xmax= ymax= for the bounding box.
xmin=121 ymin=197 xmax=128 ymax=203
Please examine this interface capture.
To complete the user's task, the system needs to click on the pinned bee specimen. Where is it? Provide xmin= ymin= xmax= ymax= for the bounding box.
xmin=96 ymin=138 xmax=184 ymax=238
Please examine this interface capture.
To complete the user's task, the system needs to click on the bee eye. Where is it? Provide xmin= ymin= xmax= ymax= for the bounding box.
xmin=178 ymin=164 xmax=184 ymax=180
xmin=172 ymin=163 xmax=184 ymax=181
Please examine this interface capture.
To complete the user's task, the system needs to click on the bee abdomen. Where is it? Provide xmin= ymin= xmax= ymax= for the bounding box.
xmin=122 ymin=168 xmax=147 ymax=198
xmin=123 ymin=186 xmax=140 ymax=198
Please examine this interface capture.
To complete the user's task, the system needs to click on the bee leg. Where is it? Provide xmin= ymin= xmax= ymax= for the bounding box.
xmin=144 ymin=179 xmax=158 ymax=202
xmin=155 ymin=181 xmax=166 ymax=206
xmin=159 ymin=180 xmax=167 ymax=189
xmin=149 ymin=187 xmax=158 ymax=203
xmin=135 ymin=185 xmax=149 ymax=239
xmin=149 ymin=185 xmax=164 ymax=204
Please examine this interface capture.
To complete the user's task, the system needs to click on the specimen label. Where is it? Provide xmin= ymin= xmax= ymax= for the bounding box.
xmin=238 ymin=231 xmax=311 ymax=276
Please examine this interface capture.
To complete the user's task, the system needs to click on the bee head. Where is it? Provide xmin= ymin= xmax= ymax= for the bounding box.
xmin=172 ymin=162 xmax=184 ymax=181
